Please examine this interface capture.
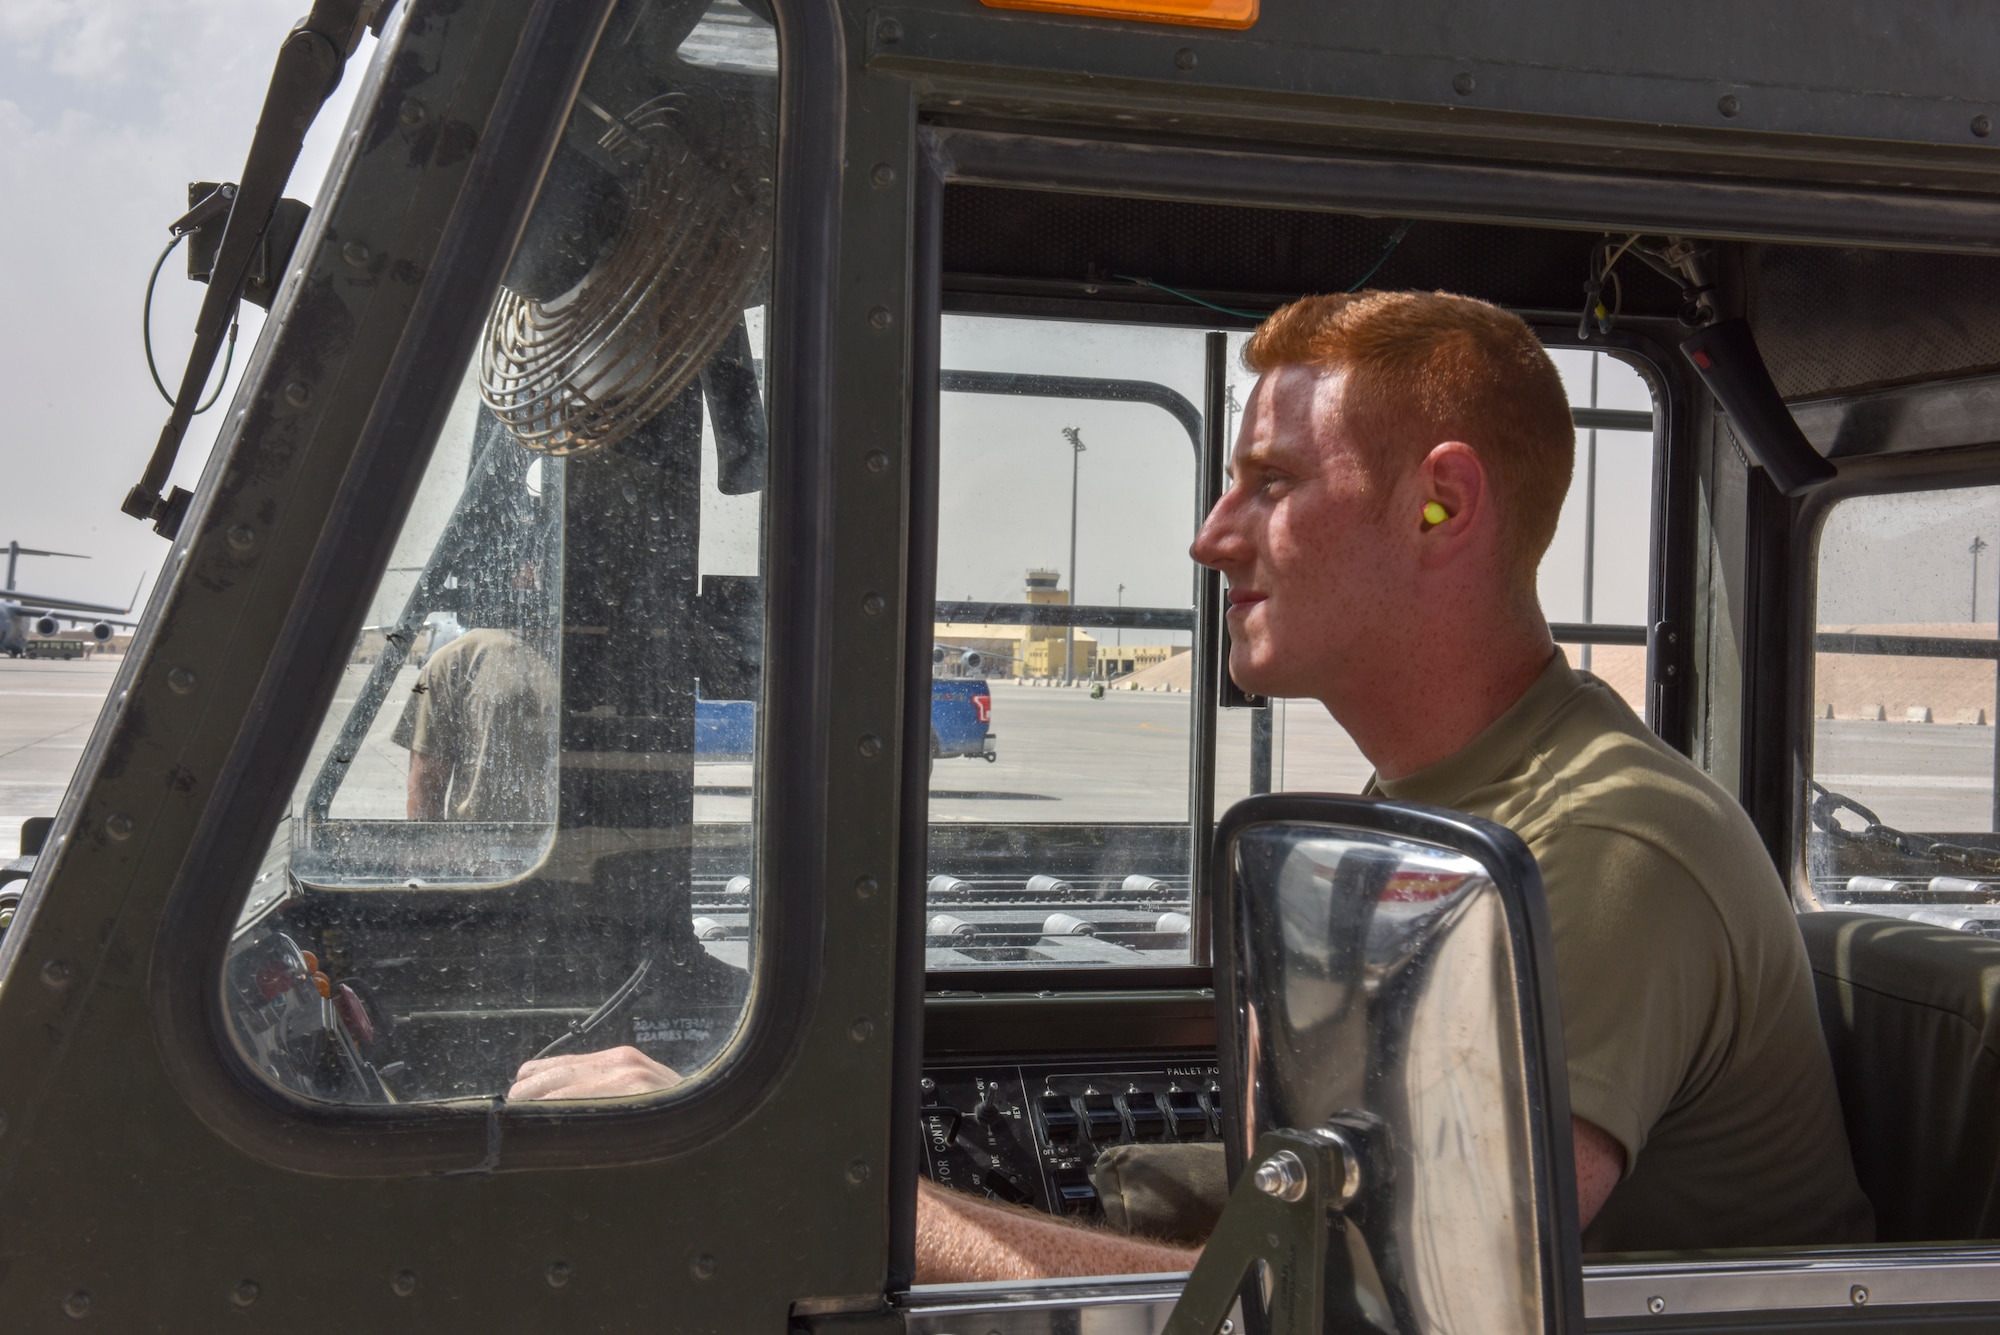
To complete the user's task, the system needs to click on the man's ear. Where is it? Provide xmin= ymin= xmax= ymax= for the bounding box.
xmin=1413 ymin=441 xmax=1490 ymax=559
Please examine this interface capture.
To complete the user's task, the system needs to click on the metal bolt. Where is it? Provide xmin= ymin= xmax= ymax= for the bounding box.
xmin=547 ymin=1261 xmax=573 ymax=1289
xmin=343 ymin=240 xmax=373 ymax=267
xmin=690 ymin=1253 xmax=718 ymax=1280
xmin=167 ymin=667 xmax=196 ymax=695
xmin=1976 ymin=114 xmax=1993 ymax=138
xmin=850 ymin=1016 xmax=875 ymax=1043
xmin=876 ymin=16 xmax=901 ymax=43
xmin=868 ymin=306 xmax=893 ymax=330
xmin=871 ymin=162 xmax=896 ymax=187
xmin=1252 ymin=1149 xmax=1308 ymax=1202
xmin=391 ymin=1270 xmax=418 ymax=1298
xmin=399 ymin=98 xmax=427 ymax=127
xmin=1219 ymin=1322 xmax=1234 ymax=1335
xmin=1174 ymin=47 xmax=1197 ymax=70
xmin=1851 ymin=1285 xmax=1869 ymax=1306
xmin=105 ymin=812 xmax=134 ymax=841
xmin=1647 ymin=1295 xmax=1666 ymax=1314
xmin=865 ymin=450 xmax=890 ymax=473
xmin=1717 ymin=94 xmax=1740 ymax=118
xmin=40 ymin=960 xmax=71 ymax=990
xmin=61 ymin=1290 xmax=90 ymax=1319
xmin=855 ymin=874 xmax=879 ymax=900
xmin=847 ymin=1158 xmax=872 ymax=1184
xmin=1452 ymin=71 xmax=1475 ymax=96
xmin=858 ymin=734 xmax=883 ymax=758
xmin=862 ymin=592 xmax=886 ymax=616
xmin=284 ymin=381 xmax=311 ymax=408
xmin=232 ymin=1280 xmax=260 ymax=1308
xmin=227 ymin=524 xmax=256 ymax=551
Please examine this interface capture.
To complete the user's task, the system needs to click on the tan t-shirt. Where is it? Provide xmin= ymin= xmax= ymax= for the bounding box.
xmin=1375 ymin=655 xmax=1874 ymax=1253
xmin=393 ymin=627 xmax=558 ymax=822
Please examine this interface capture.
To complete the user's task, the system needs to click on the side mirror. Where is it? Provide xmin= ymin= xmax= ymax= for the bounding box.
xmin=1167 ymin=795 xmax=1583 ymax=1335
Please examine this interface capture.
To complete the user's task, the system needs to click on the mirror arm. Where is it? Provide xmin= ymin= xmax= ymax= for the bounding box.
xmin=1164 ymin=1127 xmax=1364 ymax=1335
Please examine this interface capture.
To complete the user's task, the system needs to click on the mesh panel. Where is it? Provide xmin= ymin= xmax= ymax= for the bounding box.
xmin=1750 ymin=243 xmax=2000 ymax=399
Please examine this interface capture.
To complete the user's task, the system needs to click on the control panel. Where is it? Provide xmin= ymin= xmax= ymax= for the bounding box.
xmin=920 ymin=1052 xmax=1224 ymax=1219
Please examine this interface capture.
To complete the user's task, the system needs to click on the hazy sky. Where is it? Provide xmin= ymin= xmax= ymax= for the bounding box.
xmin=1819 ymin=484 xmax=2000 ymax=626
xmin=0 ymin=1 xmax=373 ymax=609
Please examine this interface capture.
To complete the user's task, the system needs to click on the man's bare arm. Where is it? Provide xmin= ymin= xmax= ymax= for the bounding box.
xmin=406 ymin=750 xmax=449 ymax=820
xmin=1574 ymin=1116 xmax=1624 ymax=1229
xmin=916 ymin=1178 xmax=1198 ymax=1284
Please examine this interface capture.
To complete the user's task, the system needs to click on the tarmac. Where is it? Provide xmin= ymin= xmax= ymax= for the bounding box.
xmin=3 ymin=656 xmax=1997 ymax=856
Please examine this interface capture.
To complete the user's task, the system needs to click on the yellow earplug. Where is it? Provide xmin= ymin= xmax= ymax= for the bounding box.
xmin=1422 ymin=501 xmax=1449 ymax=526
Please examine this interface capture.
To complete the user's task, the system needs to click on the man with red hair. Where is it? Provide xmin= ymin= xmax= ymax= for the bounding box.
xmin=915 ymin=290 xmax=1871 ymax=1275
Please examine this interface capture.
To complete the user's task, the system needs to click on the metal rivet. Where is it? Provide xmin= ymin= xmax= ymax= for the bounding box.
xmin=167 ymin=667 xmax=196 ymax=695
xmin=1647 ymin=1295 xmax=1666 ymax=1314
xmin=1452 ymin=71 xmax=1475 ymax=96
xmin=850 ymin=1016 xmax=875 ymax=1042
xmin=1717 ymin=94 xmax=1740 ymax=118
xmin=868 ymin=306 xmax=893 ymax=330
xmin=231 ymin=1280 xmax=260 ymax=1308
xmin=858 ymin=734 xmax=883 ymax=758
xmin=1219 ymin=1322 xmax=1234 ymax=1335
xmin=1975 ymin=114 xmax=1992 ymax=138
xmin=1174 ymin=47 xmax=1196 ymax=70
xmin=876 ymin=16 xmax=901 ymax=43
xmin=283 ymin=381 xmax=311 ymax=407
xmin=40 ymin=960 xmax=70 ymax=990
xmin=226 ymin=524 xmax=256 ymax=551
xmin=342 ymin=240 xmax=373 ymax=267
xmin=855 ymin=875 xmax=878 ymax=900
xmin=547 ymin=1261 xmax=573 ymax=1289
xmin=61 ymin=1290 xmax=90 ymax=1319
xmin=391 ymin=1270 xmax=418 ymax=1298
xmin=1851 ymin=1285 xmax=1869 ymax=1306
xmin=870 ymin=162 xmax=896 ymax=187
xmin=1251 ymin=1149 xmax=1308 ymax=1201
xmin=690 ymin=1254 xmax=718 ymax=1281
xmin=105 ymin=813 xmax=135 ymax=841
xmin=847 ymin=1159 xmax=872 ymax=1184
xmin=399 ymin=98 xmax=427 ymax=127
xmin=864 ymin=450 xmax=889 ymax=473
xmin=862 ymin=593 xmax=885 ymax=616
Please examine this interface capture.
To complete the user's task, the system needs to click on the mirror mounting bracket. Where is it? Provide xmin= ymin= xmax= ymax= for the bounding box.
xmin=1165 ymin=1125 xmax=1376 ymax=1335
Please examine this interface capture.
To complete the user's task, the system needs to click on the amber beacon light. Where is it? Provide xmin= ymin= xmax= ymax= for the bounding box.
xmin=980 ymin=0 xmax=1257 ymax=29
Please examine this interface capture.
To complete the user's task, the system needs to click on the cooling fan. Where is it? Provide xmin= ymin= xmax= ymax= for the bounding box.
xmin=480 ymin=0 xmax=776 ymax=458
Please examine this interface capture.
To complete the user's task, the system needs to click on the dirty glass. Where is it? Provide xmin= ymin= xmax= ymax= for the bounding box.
xmin=219 ymin=0 xmax=777 ymax=1107
xmin=924 ymin=315 xmax=1203 ymax=969
xmin=1806 ymin=485 xmax=2000 ymax=933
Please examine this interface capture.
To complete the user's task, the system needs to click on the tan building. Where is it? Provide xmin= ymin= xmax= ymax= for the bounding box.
xmin=1097 ymin=643 xmax=1186 ymax=679
xmin=934 ymin=569 xmax=1099 ymax=680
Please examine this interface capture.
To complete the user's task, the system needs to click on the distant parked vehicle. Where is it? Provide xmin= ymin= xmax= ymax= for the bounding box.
xmin=693 ymin=680 xmax=994 ymax=767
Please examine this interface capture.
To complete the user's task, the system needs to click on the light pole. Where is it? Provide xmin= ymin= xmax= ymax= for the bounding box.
xmin=1062 ymin=426 xmax=1086 ymax=684
xmin=1974 ymin=536 xmax=1989 ymax=621
xmin=1580 ymin=356 xmax=1599 ymax=673
xmin=1117 ymin=583 xmax=1125 ymax=649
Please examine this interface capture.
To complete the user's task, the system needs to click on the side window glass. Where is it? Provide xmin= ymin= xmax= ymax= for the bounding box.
xmin=927 ymin=316 xmax=1204 ymax=969
xmin=220 ymin=0 xmax=777 ymax=1107
xmin=1213 ymin=348 xmax=1660 ymax=799
xmin=1808 ymin=485 xmax=2000 ymax=920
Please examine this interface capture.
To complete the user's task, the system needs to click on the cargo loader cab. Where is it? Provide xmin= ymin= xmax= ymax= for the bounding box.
xmin=9 ymin=0 xmax=2000 ymax=1330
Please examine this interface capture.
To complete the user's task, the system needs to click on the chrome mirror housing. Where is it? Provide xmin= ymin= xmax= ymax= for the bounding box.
xmin=1168 ymin=795 xmax=1582 ymax=1335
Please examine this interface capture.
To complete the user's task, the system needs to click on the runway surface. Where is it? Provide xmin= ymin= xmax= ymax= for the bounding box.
xmin=4 ymin=660 xmax=1997 ymax=856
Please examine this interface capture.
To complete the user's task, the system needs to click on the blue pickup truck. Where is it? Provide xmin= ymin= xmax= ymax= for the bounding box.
xmin=696 ymin=679 xmax=995 ymax=764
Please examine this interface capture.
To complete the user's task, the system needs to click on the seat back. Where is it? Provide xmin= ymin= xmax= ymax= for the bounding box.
xmin=1800 ymin=910 xmax=2000 ymax=1241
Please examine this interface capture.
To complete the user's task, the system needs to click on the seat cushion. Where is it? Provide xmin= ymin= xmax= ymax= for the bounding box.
xmin=1800 ymin=910 xmax=2000 ymax=1241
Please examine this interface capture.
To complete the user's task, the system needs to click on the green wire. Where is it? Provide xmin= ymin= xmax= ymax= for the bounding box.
xmin=1116 ymin=219 xmax=1416 ymax=320
xmin=143 ymin=232 xmax=238 ymax=416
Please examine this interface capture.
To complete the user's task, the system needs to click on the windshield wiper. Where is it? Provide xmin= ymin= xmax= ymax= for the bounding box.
xmin=124 ymin=0 xmax=395 ymax=539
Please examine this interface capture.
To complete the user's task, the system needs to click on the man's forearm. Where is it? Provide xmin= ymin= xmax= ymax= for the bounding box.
xmin=916 ymin=1178 xmax=1199 ymax=1284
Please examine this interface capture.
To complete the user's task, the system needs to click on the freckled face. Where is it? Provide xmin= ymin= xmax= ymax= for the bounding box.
xmin=1189 ymin=366 xmax=1408 ymax=703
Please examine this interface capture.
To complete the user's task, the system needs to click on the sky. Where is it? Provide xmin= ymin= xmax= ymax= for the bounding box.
xmin=0 ymin=0 xmax=374 ymax=610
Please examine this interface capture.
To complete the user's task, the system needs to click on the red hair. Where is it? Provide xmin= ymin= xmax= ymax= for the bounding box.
xmin=1245 ymin=290 xmax=1574 ymax=572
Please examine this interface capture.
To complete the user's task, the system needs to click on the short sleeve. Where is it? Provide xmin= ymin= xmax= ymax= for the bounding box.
xmin=391 ymin=666 xmax=444 ymax=755
xmin=1532 ymin=824 xmax=1733 ymax=1174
